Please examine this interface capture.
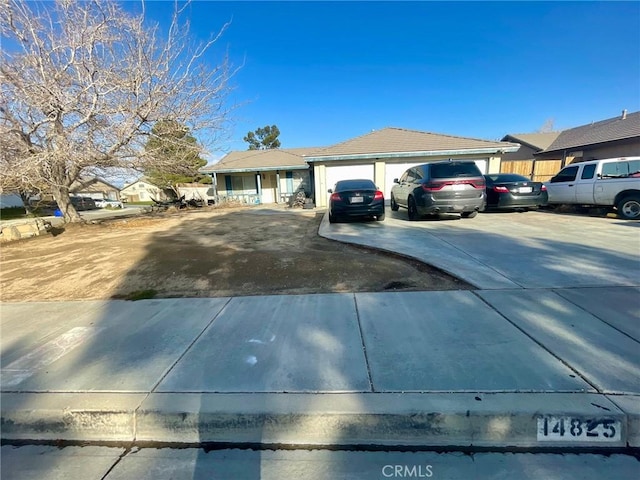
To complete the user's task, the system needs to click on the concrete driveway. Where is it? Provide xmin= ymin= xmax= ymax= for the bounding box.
xmin=319 ymin=209 xmax=640 ymax=290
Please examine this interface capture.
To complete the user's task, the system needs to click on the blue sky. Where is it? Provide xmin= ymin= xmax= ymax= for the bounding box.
xmin=129 ymin=1 xmax=640 ymax=159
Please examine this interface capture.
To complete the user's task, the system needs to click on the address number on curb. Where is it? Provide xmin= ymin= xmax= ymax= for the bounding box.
xmin=537 ymin=416 xmax=622 ymax=442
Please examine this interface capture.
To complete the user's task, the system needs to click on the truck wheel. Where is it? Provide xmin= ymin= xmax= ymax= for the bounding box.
xmin=617 ymin=196 xmax=640 ymax=220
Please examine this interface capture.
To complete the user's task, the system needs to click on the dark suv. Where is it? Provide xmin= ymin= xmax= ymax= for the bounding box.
xmin=390 ymin=161 xmax=486 ymax=220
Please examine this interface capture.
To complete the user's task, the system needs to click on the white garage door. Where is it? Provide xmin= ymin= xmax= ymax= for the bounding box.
xmin=325 ymin=164 xmax=375 ymax=191
xmin=384 ymin=162 xmax=422 ymax=200
xmin=320 ymin=164 xmax=375 ymax=205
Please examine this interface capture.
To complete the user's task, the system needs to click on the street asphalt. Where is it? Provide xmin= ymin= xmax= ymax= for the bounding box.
xmin=1 ymin=208 xmax=639 ymax=451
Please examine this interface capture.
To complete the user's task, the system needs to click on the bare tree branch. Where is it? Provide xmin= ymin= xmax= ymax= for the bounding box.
xmin=0 ymin=0 xmax=235 ymax=222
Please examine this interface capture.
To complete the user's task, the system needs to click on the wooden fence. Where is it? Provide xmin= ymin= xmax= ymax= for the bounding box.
xmin=500 ymin=160 xmax=563 ymax=183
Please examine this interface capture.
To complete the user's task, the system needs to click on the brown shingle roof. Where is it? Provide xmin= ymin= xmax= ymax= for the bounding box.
xmin=541 ymin=111 xmax=640 ymax=154
xmin=501 ymin=132 xmax=561 ymax=151
xmin=200 ymin=147 xmax=319 ymax=173
xmin=305 ymin=127 xmax=519 ymax=160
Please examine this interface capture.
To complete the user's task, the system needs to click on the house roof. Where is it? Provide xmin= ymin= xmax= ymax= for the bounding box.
xmin=200 ymin=147 xmax=318 ymax=174
xmin=70 ymin=176 xmax=120 ymax=192
xmin=540 ymin=111 xmax=640 ymax=154
xmin=501 ymin=132 xmax=561 ymax=151
xmin=121 ymin=177 xmax=158 ymax=191
xmin=305 ymin=127 xmax=520 ymax=161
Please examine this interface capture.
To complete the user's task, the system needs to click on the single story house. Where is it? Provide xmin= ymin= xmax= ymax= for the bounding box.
xmin=70 ymin=177 xmax=121 ymax=201
xmin=200 ymin=148 xmax=317 ymax=205
xmin=499 ymin=132 xmax=562 ymax=182
xmin=1 ymin=176 xmax=120 ymax=208
xmin=201 ymin=128 xmax=520 ymax=207
xmin=304 ymin=127 xmax=520 ymax=208
xmin=535 ymin=110 xmax=640 ymax=166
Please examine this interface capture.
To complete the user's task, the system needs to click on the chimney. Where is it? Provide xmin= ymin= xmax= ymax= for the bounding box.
xmin=622 ymin=109 xmax=627 ymax=119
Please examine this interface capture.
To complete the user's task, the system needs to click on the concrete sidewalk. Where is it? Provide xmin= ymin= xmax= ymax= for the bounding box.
xmin=1 ymin=289 xmax=639 ymax=449
xmin=2 ymin=210 xmax=639 ymax=449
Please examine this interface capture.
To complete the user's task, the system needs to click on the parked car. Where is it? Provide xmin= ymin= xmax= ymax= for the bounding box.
xmin=390 ymin=160 xmax=486 ymax=220
xmin=328 ymin=179 xmax=385 ymax=223
xmin=95 ymin=198 xmax=123 ymax=208
xmin=544 ymin=156 xmax=640 ymax=219
xmin=69 ymin=196 xmax=97 ymax=211
xmin=483 ymin=173 xmax=548 ymax=210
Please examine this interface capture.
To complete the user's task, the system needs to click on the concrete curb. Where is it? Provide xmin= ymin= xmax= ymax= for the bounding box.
xmin=2 ymin=392 xmax=638 ymax=449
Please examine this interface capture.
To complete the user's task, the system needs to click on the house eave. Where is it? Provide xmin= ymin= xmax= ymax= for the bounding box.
xmin=200 ymin=164 xmax=309 ymax=174
xmin=536 ymin=135 xmax=640 ymax=156
xmin=304 ymin=147 xmax=520 ymax=162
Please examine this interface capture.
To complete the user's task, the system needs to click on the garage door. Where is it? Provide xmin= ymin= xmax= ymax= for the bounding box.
xmin=384 ymin=162 xmax=422 ymax=200
xmin=325 ymin=164 xmax=375 ymax=191
xmin=320 ymin=164 xmax=375 ymax=205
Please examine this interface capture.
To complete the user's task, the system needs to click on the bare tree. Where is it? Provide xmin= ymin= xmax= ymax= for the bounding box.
xmin=0 ymin=0 xmax=235 ymax=222
xmin=538 ymin=118 xmax=556 ymax=133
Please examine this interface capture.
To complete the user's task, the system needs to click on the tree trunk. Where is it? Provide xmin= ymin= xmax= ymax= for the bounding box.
xmin=19 ymin=191 xmax=34 ymax=215
xmin=51 ymin=186 xmax=82 ymax=223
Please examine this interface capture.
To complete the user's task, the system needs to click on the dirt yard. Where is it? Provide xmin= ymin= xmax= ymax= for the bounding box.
xmin=0 ymin=205 xmax=470 ymax=302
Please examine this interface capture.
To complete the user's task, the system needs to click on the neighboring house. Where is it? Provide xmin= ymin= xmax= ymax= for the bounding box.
xmin=1 ymin=176 xmax=119 ymax=208
xmin=200 ymin=148 xmax=317 ymax=205
xmin=120 ymin=178 xmax=170 ymax=203
xmin=536 ymin=110 xmax=640 ymax=166
xmin=70 ymin=177 xmax=121 ymax=201
xmin=304 ymin=127 xmax=520 ymax=208
xmin=500 ymin=132 xmax=562 ymax=182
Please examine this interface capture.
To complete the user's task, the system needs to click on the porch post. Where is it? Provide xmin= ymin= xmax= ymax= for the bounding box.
xmin=256 ymin=172 xmax=262 ymax=204
xmin=276 ymin=170 xmax=281 ymax=203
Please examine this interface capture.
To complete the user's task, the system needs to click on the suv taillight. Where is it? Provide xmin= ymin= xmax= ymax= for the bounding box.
xmin=421 ymin=182 xmax=445 ymax=192
xmin=423 ymin=180 xmax=484 ymax=191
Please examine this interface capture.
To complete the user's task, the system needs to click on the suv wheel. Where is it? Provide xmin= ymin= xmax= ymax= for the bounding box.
xmin=461 ymin=211 xmax=478 ymax=219
xmin=617 ymin=195 xmax=640 ymax=220
xmin=408 ymin=197 xmax=419 ymax=221
xmin=390 ymin=195 xmax=399 ymax=211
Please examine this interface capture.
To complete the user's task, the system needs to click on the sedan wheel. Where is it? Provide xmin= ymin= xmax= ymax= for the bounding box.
xmin=617 ymin=196 xmax=640 ymax=220
xmin=376 ymin=213 xmax=385 ymax=221
xmin=390 ymin=195 xmax=399 ymax=211
xmin=408 ymin=197 xmax=418 ymax=221
xmin=328 ymin=212 xmax=337 ymax=223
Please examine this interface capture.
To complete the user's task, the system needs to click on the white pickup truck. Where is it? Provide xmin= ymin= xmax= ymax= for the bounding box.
xmin=545 ymin=156 xmax=640 ymax=219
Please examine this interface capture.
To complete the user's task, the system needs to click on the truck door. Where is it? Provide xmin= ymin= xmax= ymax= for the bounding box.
xmin=547 ymin=165 xmax=579 ymax=203
xmin=575 ymin=163 xmax=597 ymax=203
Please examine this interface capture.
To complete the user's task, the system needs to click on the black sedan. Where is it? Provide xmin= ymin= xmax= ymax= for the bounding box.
xmin=328 ymin=179 xmax=385 ymax=223
xmin=483 ymin=174 xmax=548 ymax=210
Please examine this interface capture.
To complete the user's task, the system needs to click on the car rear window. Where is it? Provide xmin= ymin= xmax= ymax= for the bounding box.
xmin=429 ymin=163 xmax=481 ymax=179
xmin=335 ymin=179 xmax=376 ymax=191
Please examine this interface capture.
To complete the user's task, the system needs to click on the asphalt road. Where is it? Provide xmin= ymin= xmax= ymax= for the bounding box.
xmin=2 ymin=445 xmax=639 ymax=480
